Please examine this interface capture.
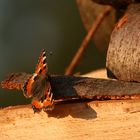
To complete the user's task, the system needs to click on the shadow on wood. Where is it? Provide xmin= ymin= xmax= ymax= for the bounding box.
xmin=47 ymin=101 xmax=97 ymax=119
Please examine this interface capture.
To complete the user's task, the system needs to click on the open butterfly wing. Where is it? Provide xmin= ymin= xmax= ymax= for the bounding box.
xmin=35 ymin=49 xmax=48 ymax=76
xmin=23 ymin=49 xmax=48 ymax=98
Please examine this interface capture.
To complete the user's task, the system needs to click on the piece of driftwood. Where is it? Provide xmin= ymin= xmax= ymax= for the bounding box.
xmin=2 ymin=72 xmax=140 ymax=100
xmin=106 ymin=4 xmax=140 ymax=82
xmin=1 ymin=100 xmax=140 ymax=140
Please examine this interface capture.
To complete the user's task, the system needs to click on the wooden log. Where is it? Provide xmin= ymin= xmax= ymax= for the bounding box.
xmin=106 ymin=4 xmax=140 ymax=82
xmin=2 ymin=72 xmax=140 ymax=100
xmin=0 ymin=100 xmax=140 ymax=140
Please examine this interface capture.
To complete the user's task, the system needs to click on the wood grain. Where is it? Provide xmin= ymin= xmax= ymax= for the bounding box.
xmin=0 ymin=100 xmax=140 ymax=140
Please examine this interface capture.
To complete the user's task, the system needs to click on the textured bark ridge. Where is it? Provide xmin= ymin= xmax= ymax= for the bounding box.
xmin=2 ymin=72 xmax=140 ymax=101
xmin=106 ymin=4 xmax=140 ymax=82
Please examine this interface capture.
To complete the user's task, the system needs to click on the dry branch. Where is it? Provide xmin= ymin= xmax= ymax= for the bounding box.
xmin=65 ymin=6 xmax=112 ymax=75
xmin=76 ymin=0 xmax=115 ymax=51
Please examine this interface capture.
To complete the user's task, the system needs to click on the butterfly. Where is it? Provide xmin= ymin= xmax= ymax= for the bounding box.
xmin=22 ymin=49 xmax=54 ymax=112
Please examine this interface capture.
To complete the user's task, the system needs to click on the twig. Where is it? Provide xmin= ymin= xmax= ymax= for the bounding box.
xmin=65 ymin=6 xmax=112 ymax=75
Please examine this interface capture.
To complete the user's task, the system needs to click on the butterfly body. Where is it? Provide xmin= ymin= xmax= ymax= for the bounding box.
xmin=22 ymin=49 xmax=54 ymax=112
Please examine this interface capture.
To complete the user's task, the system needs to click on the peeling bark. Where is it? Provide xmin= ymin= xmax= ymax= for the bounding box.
xmin=1 ymin=72 xmax=140 ymax=101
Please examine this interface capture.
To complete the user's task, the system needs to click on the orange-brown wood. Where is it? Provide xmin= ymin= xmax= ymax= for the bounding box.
xmin=0 ymin=100 xmax=140 ymax=140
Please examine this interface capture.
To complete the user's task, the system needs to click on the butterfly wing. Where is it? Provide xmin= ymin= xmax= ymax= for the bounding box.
xmin=23 ymin=49 xmax=47 ymax=97
xmin=22 ymin=49 xmax=48 ymax=98
xmin=22 ymin=49 xmax=54 ymax=112
xmin=32 ymin=79 xmax=54 ymax=112
xmin=43 ymin=84 xmax=54 ymax=111
xmin=35 ymin=49 xmax=48 ymax=75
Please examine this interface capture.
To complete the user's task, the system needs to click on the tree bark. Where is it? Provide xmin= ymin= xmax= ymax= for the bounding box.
xmin=1 ymin=72 xmax=140 ymax=100
xmin=106 ymin=4 xmax=140 ymax=82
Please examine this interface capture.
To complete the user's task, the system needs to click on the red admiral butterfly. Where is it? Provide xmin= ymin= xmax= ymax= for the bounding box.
xmin=1 ymin=49 xmax=54 ymax=113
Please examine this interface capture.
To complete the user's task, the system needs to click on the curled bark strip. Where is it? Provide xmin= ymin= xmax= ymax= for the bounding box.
xmin=1 ymin=73 xmax=31 ymax=90
xmin=1 ymin=72 xmax=140 ymax=100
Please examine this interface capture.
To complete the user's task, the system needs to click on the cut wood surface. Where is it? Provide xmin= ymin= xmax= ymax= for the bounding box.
xmin=0 ymin=100 xmax=140 ymax=140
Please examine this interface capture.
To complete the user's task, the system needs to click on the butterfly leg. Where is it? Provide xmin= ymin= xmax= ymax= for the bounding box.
xmin=32 ymin=99 xmax=43 ymax=113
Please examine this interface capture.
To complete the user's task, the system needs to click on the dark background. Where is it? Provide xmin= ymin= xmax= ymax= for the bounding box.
xmin=0 ymin=0 xmax=105 ymax=107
